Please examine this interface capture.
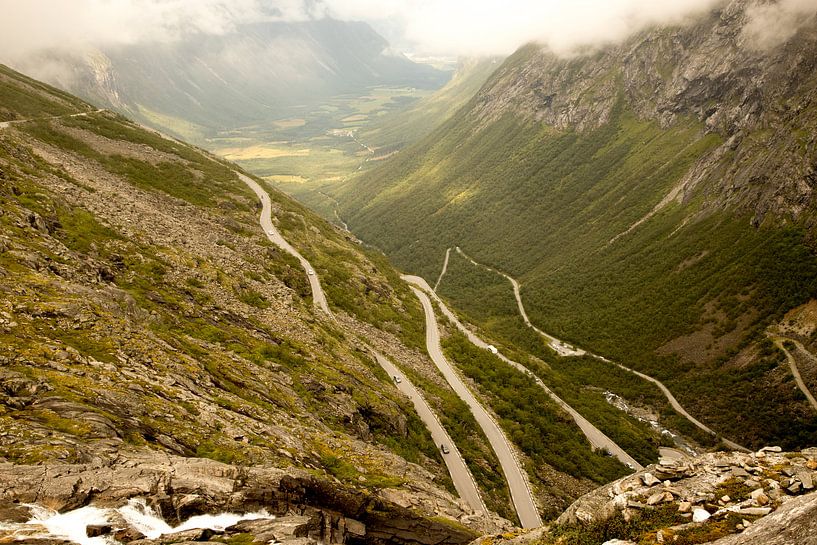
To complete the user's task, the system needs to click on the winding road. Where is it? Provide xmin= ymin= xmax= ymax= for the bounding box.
xmin=240 ymin=173 xmax=330 ymax=315
xmin=372 ymin=352 xmax=487 ymax=514
xmin=773 ymin=337 xmax=817 ymax=413
xmin=454 ymin=248 xmax=583 ymax=357
xmin=433 ymin=248 xmax=451 ymax=292
xmin=449 ymin=247 xmax=749 ymax=452
xmin=0 ymin=109 xmax=103 ymax=131
xmin=406 ymin=275 xmax=643 ymax=471
xmin=406 ymin=281 xmax=542 ymax=529
xmin=239 ymin=174 xmax=489 ymax=516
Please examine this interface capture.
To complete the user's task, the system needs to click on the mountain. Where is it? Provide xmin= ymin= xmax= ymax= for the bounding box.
xmin=360 ymin=57 xmax=502 ymax=151
xmin=287 ymin=57 xmax=501 ymax=221
xmin=0 ymin=63 xmax=508 ymax=537
xmin=7 ymin=19 xmax=449 ymax=140
xmin=335 ymin=0 xmax=817 ymax=451
xmin=0 ymin=61 xmax=669 ymax=538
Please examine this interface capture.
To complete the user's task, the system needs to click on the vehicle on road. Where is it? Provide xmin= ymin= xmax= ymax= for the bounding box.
xmin=440 ymin=444 xmax=450 ymax=454
xmin=308 ymin=269 xmax=315 ymax=275
xmin=393 ymin=375 xmax=402 ymax=384
xmin=486 ymin=344 xmax=498 ymax=355
xmin=267 ymin=230 xmax=274 ymax=235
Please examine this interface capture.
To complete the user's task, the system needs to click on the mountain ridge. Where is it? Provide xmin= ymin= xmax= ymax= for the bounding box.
xmin=335 ymin=0 xmax=817 ymax=451
xmin=8 ymin=19 xmax=449 ymax=138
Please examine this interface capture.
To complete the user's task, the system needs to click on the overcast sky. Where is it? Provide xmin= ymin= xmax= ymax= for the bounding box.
xmin=1 ymin=0 xmax=815 ymax=59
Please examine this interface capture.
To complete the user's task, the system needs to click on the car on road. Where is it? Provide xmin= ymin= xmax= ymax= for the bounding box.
xmin=440 ymin=444 xmax=450 ymax=454
xmin=308 ymin=269 xmax=315 ymax=275
xmin=393 ymin=375 xmax=402 ymax=384
xmin=267 ymin=230 xmax=274 ymax=235
xmin=486 ymin=345 xmax=498 ymax=355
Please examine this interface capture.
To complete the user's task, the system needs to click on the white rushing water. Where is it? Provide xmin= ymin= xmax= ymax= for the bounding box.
xmin=3 ymin=498 xmax=274 ymax=545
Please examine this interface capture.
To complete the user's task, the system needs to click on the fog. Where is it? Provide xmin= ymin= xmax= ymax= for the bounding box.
xmin=742 ymin=0 xmax=817 ymax=49
xmin=1 ymin=0 xmax=815 ymax=59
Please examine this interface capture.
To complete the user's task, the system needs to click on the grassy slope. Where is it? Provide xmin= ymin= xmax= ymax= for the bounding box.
xmin=337 ymin=74 xmax=817 ymax=449
xmin=0 ymin=64 xmax=463 ymax=492
xmin=361 ymin=58 xmax=501 ymax=150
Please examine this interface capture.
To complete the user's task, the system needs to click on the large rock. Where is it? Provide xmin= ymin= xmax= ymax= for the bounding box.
xmin=225 ymin=516 xmax=312 ymax=544
xmin=702 ymin=492 xmax=817 ymax=544
xmin=0 ymin=450 xmax=480 ymax=545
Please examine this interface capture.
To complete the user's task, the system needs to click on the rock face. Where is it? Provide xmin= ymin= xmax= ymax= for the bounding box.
xmin=703 ymin=490 xmax=817 ymax=544
xmin=0 ymin=450 xmax=479 ymax=545
xmin=555 ymin=448 xmax=817 ymax=543
xmin=472 ymin=0 xmax=817 ymax=222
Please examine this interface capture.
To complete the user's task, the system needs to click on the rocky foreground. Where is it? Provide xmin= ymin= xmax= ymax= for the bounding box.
xmin=477 ymin=447 xmax=817 ymax=545
xmin=0 ymin=449 xmax=486 ymax=545
xmin=2 ymin=448 xmax=816 ymax=545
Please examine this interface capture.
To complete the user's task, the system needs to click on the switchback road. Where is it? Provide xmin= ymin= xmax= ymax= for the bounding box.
xmin=406 ymin=275 xmax=643 ymax=471
xmin=239 ymin=174 xmax=488 ymax=516
xmin=773 ymin=337 xmax=817 ymax=413
xmin=449 ymin=247 xmax=749 ymax=453
xmin=406 ymin=281 xmax=542 ymax=528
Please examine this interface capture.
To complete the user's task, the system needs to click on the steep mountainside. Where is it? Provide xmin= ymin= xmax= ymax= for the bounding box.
xmin=0 ymin=63 xmax=507 ymax=536
xmin=7 ymin=19 xmax=448 ymax=139
xmin=360 ymin=57 xmax=502 ymax=151
xmin=0 ymin=63 xmax=676 ymax=538
xmin=336 ymin=0 xmax=817 ymax=450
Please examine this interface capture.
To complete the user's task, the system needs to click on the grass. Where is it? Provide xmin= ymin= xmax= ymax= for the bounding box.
xmin=0 ymin=64 xmax=468 ymax=489
xmin=538 ymin=503 xmax=750 ymax=545
xmin=338 ymin=75 xmax=817 ymax=449
xmin=442 ymin=330 xmax=630 ymax=487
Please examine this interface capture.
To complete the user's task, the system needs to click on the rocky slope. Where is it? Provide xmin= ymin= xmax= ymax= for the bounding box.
xmin=0 ymin=451 xmax=481 ymax=545
xmin=0 ymin=62 xmax=515 ymax=539
xmin=473 ymin=447 xmax=817 ymax=545
xmin=335 ymin=0 xmax=817 ymax=451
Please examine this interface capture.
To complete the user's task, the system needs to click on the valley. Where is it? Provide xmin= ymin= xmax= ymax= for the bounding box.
xmin=2 ymin=0 xmax=817 ymax=543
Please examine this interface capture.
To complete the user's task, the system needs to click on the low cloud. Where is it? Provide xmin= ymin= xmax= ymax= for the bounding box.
xmin=742 ymin=0 xmax=817 ymax=50
xmin=1 ymin=0 xmax=812 ymax=61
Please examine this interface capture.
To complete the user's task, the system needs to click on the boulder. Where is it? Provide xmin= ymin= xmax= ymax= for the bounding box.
xmin=701 ymin=492 xmax=817 ymax=544
xmin=750 ymin=489 xmax=769 ymax=506
xmin=225 ymin=516 xmax=311 ymax=544
xmin=86 ymin=524 xmax=113 ymax=537
xmin=641 ymin=473 xmax=661 ymax=486
xmin=693 ymin=508 xmax=711 ymax=523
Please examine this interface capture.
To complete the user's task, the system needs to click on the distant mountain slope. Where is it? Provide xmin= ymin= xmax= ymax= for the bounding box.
xmin=2 ymin=62 xmax=671 ymax=529
xmin=336 ymin=0 xmax=817 ymax=449
xmin=360 ymin=57 xmax=502 ymax=150
xmin=7 ymin=19 xmax=449 ymax=138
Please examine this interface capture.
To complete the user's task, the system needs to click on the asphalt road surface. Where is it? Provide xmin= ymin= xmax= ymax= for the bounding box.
xmin=774 ymin=337 xmax=817 ymax=413
xmin=239 ymin=173 xmax=331 ymax=315
xmin=405 ymin=275 xmax=643 ymax=471
xmin=450 ymin=247 xmax=748 ymax=452
xmin=407 ymin=282 xmax=542 ymax=528
xmin=238 ymin=174 xmax=491 ymax=515
xmin=373 ymin=352 xmax=486 ymax=514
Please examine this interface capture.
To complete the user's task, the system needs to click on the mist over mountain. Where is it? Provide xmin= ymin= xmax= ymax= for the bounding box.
xmin=8 ymin=19 xmax=449 ymax=134
xmin=3 ymin=1 xmax=817 ymax=544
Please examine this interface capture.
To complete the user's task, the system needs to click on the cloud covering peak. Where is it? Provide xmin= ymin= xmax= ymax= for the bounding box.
xmin=1 ymin=0 xmax=815 ymax=59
